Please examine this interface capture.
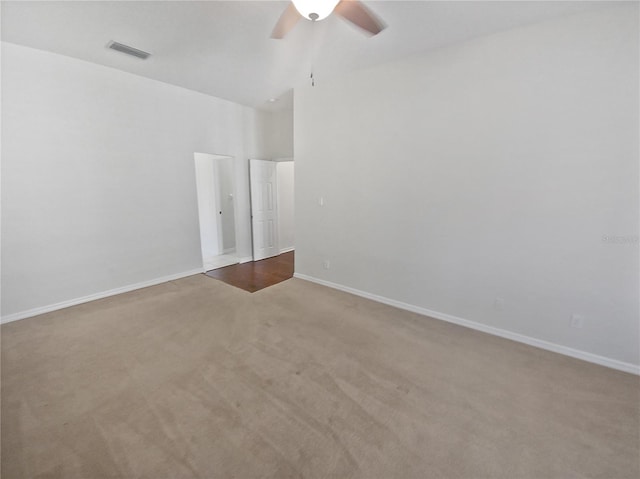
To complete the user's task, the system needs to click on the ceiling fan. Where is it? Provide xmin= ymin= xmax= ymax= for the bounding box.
xmin=271 ymin=0 xmax=386 ymax=39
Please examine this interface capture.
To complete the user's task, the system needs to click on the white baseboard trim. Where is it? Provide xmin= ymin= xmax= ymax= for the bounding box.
xmin=1 ymin=268 xmax=204 ymax=325
xmin=279 ymin=247 xmax=295 ymax=254
xmin=293 ymin=273 xmax=639 ymax=376
xmin=239 ymin=256 xmax=254 ymax=264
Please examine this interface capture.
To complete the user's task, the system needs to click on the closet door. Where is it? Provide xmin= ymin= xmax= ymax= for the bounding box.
xmin=250 ymin=159 xmax=279 ymax=260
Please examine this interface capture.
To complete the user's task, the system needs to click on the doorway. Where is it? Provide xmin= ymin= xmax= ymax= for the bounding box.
xmin=194 ymin=153 xmax=238 ymax=271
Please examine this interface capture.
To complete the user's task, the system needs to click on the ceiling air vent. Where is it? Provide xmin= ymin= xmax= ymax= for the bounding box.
xmin=107 ymin=41 xmax=151 ymax=60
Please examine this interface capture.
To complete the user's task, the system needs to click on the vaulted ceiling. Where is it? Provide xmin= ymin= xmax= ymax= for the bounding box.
xmin=1 ymin=1 xmax=612 ymax=110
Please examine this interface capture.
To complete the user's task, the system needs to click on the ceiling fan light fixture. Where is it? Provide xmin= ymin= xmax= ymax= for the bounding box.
xmin=292 ymin=0 xmax=341 ymax=21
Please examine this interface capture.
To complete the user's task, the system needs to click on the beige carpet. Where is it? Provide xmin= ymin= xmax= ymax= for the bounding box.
xmin=2 ymin=275 xmax=638 ymax=479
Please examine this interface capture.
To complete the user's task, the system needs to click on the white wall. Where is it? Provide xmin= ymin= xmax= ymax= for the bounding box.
xmin=269 ymin=107 xmax=294 ymax=159
xmin=1 ymin=42 xmax=262 ymax=318
xmin=277 ymin=161 xmax=295 ymax=252
xmin=261 ymin=106 xmax=294 ymax=160
xmin=294 ymin=5 xmax=639 ymax=368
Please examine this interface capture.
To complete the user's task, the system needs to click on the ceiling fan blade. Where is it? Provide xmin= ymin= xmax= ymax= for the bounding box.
xmin=334 ymin=0 xmax=386 ymax=36
xmin=271 ymin=3 xmax=301 ymax=39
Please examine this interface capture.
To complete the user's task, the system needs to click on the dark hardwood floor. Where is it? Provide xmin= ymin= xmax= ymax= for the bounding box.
xmin=204 ymin=251 xmax=294 ymax=293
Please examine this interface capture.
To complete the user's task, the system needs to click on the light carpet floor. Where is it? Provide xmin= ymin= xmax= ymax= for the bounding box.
xmin=2 ymin=275 xmax=638 ymax=478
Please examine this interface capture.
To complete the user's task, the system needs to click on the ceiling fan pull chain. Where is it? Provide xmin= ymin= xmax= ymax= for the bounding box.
xmin=309 ymin=17 xmax=316 ymax=87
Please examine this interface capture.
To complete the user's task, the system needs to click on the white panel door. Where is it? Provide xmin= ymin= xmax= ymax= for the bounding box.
xmin=250 ymin=159 xmax=279 ymax=260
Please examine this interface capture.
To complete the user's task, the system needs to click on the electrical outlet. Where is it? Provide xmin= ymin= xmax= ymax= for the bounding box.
xmin=494 ymin=297 xmax=505 ymax=311
xmin=322 ymin=260 xmax=330 ymax=270
xmin=570 ymin=314 xmax=584 ymax=329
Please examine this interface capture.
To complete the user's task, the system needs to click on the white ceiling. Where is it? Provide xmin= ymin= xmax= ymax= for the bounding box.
xmin=1 ymin=1 xmax=613 ymax=111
